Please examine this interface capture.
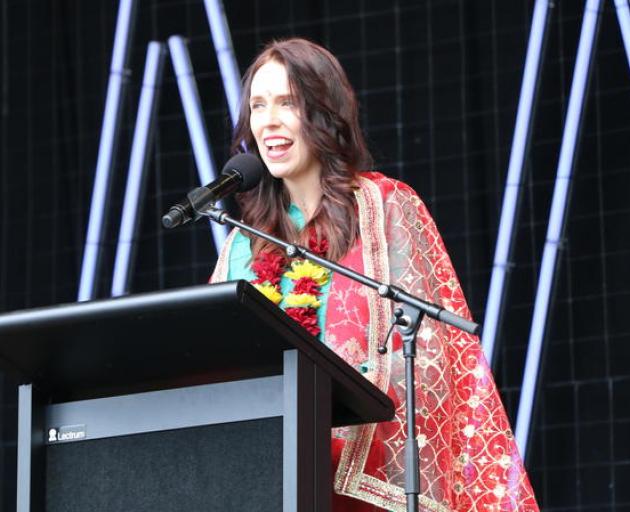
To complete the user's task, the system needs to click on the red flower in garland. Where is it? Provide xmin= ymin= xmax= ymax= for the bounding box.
xmin=292 ymin=277 xmax=321 ymax=296
xmin=285 ymin=307 xmax=320 ymax=337
xmin=251 ymin=252 xmax=285 ymax=285
xmin=308 ymin=231 xmax=329 ymax=256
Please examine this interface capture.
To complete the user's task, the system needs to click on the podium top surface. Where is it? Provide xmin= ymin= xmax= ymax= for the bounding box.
xmin=0 ymin=281 xmax=394 ymax=426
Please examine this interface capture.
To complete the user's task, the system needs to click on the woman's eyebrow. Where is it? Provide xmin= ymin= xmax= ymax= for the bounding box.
xmin=249 ymin=93 xmax=292 ymax=102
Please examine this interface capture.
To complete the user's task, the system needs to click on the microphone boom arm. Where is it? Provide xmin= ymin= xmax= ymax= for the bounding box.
xmin=204 ymin=206 xmax=480 ymax=337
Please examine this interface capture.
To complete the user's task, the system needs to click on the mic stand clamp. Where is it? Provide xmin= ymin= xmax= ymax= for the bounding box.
xmin=202 ymin=205 xmax=481 ymax=512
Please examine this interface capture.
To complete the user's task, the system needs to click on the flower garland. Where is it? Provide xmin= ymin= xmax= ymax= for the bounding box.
xmin=251 ymin=232 xmax=329 ymax=337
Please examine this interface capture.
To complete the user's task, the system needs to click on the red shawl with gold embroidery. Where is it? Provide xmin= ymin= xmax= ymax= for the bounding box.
xmin=211 ymin=172 xmax=539 ymax=512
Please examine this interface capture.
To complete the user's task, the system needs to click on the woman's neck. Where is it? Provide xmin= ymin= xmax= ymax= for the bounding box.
xmin=282 ymin=170 xmax=322 ymax=221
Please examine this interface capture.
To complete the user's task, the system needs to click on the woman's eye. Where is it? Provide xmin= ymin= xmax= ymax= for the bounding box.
xmin=282 ymin=99 xmax=294 ymax=107
xmin=250 ymin=102 xmax=264 ymax=110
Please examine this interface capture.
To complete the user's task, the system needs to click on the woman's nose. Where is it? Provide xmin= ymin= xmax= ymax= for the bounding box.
xmin=263 ymin=105 xmax=281 ymax=126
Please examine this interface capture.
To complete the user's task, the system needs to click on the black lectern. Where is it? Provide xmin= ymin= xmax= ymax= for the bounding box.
xmin=0 ymin=281 xmax=394 ymax=512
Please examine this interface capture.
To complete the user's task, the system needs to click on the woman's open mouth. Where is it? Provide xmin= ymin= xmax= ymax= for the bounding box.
xmin=265 ymin=137 xmax=294 ymax=160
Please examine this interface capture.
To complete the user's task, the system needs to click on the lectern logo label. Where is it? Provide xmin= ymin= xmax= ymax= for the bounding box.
xmin=47 ymin=424 xmax=87 ymax=444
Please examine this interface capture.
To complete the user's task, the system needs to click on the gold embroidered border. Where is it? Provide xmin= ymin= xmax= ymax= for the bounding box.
xmin=353 ymin=475 xmax=453 ymax=512
xmin=209 ymin=228 xmax=239 ymax=283
xmin=334 ymin=178 xmax=394 ymax=498
xmin=359 ymin=178 xmax=392 ymax=393
xmin=335 ymin=422 xmax=377 ymax=493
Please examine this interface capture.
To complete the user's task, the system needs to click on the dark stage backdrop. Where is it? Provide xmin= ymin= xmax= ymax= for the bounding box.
xmin=1 ymin=1 xmax=629 ymax=510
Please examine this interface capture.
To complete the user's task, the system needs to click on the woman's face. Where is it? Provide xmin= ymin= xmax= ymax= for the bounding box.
xmin=249 ymin=60 xmax=320 ymax=183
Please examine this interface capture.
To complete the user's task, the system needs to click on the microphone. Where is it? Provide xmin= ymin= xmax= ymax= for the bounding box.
xmin=162 ymin=154 xmax=263 ymax=229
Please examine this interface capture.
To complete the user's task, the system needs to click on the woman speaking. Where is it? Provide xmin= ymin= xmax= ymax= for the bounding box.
xmin=211 ymin=38 xmax=538 ymax=512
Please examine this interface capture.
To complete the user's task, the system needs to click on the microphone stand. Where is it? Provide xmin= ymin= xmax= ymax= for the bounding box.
xmin=202 ymin=206 xmax=481 ymax=512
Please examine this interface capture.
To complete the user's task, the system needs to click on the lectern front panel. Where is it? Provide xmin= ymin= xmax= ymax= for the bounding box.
xmin=46 ymin=418 xmax=282 ymax=512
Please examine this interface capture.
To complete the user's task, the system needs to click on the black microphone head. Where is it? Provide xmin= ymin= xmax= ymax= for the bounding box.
xmin=221 ymin=153 xmax=264 ymax=192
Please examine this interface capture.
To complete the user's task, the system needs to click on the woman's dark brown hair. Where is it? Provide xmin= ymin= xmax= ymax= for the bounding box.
xmin=231 ymin=38 xmax=372 ymax=262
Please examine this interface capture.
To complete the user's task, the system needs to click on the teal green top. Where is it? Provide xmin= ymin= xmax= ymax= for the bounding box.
xmin=227 ymin=204 xmax=332 ymax=339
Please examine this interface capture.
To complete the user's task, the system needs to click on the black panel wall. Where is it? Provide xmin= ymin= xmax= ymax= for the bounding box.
xmin=1 ymin=1 xmax=629 ymax=510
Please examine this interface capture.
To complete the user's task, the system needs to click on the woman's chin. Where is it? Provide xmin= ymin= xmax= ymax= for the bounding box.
xmin=266 ymin=164 xmax=293 ymax=180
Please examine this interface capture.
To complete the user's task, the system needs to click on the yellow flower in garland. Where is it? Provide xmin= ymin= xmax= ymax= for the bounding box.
xmin=254 ymin=283 xmax=283 ymax=305
xmin=284 ymin=259 xmax=330 ymax=286
xmin=284 ymin=293 xmax=321 ymax=308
